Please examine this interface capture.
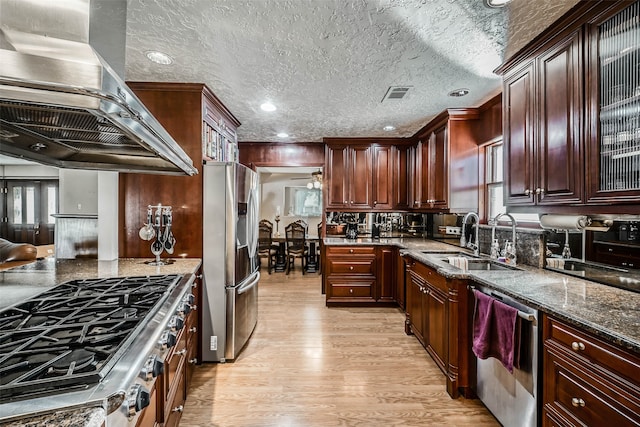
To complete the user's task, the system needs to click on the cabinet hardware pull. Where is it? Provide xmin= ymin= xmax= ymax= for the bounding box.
xmin=349 ymin=288 xmax=353 ymax=293
xmin=176 ymin=348 xmax=187 ymax=356
xmin=189 ymin=327 xmax=197 ymax=333
xmin=196 ymin=274 xmax=203 ymax=279
xmin=571 ymin=397 xmax=585 ymax=408
xmin=349 ymin=249 xmax=354 ymax=253
xmin=571 ymin=341 xmax=585 ymax=351
xmin=524 ymin=189 xmax=531 ymax=195
xmin=349 ymin=266 xmax=354 ymax=271
xmin=189 ymin=358 xmax=198 ymax=364
xmin=373 ymin=201 xmax=377 ymax=205
xmin=344 ymin=200 xmax=348 ymax=204
xmin=172 ymin=405 xmax=184 ymax=413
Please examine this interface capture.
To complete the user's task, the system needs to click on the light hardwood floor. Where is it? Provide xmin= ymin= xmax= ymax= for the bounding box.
xmin=181 ymin=270 xmax=499 ymax=427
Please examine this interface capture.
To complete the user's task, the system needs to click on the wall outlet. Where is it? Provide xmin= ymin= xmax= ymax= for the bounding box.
xmin=210 ymin=336 xmax=217 ymax=351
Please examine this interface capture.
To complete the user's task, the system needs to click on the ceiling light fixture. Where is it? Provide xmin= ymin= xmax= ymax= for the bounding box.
xmin=260 ymin=102 xmax=276 ymax=112
xmin=484 ymin=0 xmax=512 ymax=8
xmin=448 ymin=88 xmax=470 ymax=97
xmin=277 ymin=132 xmax=289 ymax=138
xmin=383 ymin=125 xmax=396 ymax=132
xmin=307 ymin=170 xmax=323 ymax=189
xmin=145 ymin=51 xmax=173 ymax=65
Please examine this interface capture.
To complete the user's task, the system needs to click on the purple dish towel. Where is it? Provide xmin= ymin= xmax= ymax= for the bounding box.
xmin=472 ymin=290 xmax=520 ymax=373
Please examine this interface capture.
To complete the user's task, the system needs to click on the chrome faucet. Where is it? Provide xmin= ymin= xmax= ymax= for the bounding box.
xmin=460 ymin=212 xmax=480 ymax=256
xmin=491 ymin=212 xmax=517 ymax=265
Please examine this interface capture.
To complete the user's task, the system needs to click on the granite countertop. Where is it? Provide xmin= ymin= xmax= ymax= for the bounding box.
xmin=0 ymin=257 xmax=202 ymax=311
xmin=2 ymin=407 xmax=105 ymax=427
xmin=324 ymin=236 xmax=640 ymax=354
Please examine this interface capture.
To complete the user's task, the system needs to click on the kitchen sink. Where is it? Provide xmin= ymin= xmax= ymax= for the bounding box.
xmin=438 ymin=257 xmax=522 ymax=272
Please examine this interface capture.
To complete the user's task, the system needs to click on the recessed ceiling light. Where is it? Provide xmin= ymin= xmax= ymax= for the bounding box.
xmin=277 ymin=132 xmax=289 ymax=138
xmin=448 ymin=88 xmax=470 ymax=97
xmin=145 ymin=51 xmax=173 ymax=65
xmin=484 ymin=0 xmax=512 ymax=7
xmin=383 ymin=125 xmax=396 ymax=132
xmin=261 ymin=102 xmax=277 ymax=112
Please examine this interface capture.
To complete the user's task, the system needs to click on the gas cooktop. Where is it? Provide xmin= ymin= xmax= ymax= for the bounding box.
xmin=0 ymin=274 xmax=182 ymax=402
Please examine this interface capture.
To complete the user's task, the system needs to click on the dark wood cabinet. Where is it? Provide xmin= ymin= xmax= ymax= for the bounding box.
xmin=591 ymin=241 xmax=640 ymax=268
xmin=542 ymin=314 xmax=640 ymax=426
xmin=393 ymin=144 xmax=414 ymax=210
xmin=412 ymin=110 xmax=479 ymax=213
xmin=325 ymin=144 xmax=372 ymax=210
xmin=372 ymin=145 xmax=393 ymax=210
xmin=324 ymin=245 xmax=395 ymax=306
xmin=403 ymin=256 xmax=471 ymax=398
xmin=120 ymin=83 xmax=240 ymax=259
xmin=498 ymin=0 xmax=640 ymax=211
xmin=502 ymin=30 xmax=584 ymax=207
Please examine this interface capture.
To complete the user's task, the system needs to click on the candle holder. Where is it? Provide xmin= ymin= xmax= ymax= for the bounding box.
xmin=275 ymin=215 xmax=281 ymax=237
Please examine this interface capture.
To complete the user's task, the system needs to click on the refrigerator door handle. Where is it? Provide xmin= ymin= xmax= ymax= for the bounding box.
xmin=247 ymin=186 xmax=259 ymax=258
xmin=237 ymin=271 xmax=260 ymax=295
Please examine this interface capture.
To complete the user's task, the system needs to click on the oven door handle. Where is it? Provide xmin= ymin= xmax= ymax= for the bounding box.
xmin=237 ymin=271 xmax=260 ymax=295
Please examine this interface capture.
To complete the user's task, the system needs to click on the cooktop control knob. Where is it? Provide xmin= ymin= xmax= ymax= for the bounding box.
xmin=127 ymin=384 xmax=151 ymax=417
xmin=158 ymin=330 xmax=177 ymax=350
xmin=168 ymin=315 xmax=184 ymax=332
xmin=177 ymin=302 xmax=191 ymax=317
xmin=184 ymin=293 xmax=195 ymax=305
xmin=140 ymin=355 xmax=164 ymax=381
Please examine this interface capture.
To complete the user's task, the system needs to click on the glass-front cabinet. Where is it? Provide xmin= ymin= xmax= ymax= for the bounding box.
xmin=588 ymin=0 xmax=640 ymax=203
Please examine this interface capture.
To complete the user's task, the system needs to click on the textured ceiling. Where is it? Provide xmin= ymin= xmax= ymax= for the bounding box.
xmin=124 ymin=0 xmax=577 ymax=143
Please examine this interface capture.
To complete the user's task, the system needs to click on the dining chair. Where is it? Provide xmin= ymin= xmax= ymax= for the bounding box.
xmin=285 ymin=221 xmax=308 ymax=274
xmin=258 ymin=222 xmax=277 ymax=274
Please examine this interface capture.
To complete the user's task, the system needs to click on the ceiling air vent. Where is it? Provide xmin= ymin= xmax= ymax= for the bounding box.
xmin=381 ymin=86 xmax=412 ymax=102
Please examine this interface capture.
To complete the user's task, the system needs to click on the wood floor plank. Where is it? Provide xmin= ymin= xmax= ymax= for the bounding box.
xmin=181 ymin=270 xmax=499 ymax=427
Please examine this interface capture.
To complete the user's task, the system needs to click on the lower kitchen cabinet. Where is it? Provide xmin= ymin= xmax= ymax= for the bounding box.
xmin=136 ymin=273 xmax=199 ymax=427
xmin=324 ymin=245 xmax=395 ymax=306
xmin=403 ymin=256 xmax=471 ymax=398
xmin=542 ymin=314 xmax=640 ymax=426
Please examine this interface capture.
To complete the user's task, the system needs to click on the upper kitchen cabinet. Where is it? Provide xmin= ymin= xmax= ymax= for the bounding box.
xmin=325 ymin=143 xmax=372 ymax=210
xmin=586 ymin=1 xmax=640 ymax=204
xmin=502 ymin=30 xmax=584 ymax=207
xmin=324 ymin=139 xmax=408 ymax=211
xmin=119 ymin=83 xmax=240 ymax=258
xmin=497 ymin=0 xmax=639 ymax=211
xmin=412 ymin=110 xmax=479 ymax=214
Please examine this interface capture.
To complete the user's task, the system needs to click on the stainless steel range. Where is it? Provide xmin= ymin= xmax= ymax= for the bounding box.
xmin=0 ymin=273 xmax=195 ymax=426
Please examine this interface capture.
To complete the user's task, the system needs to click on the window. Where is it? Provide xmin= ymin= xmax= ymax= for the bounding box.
xmin=284 ymin=187 xmax=322 ymax=217
xmin=485 ymin=142 xmax=538 ymax=223
xmin=486 ymin=142 xmax=504 ymax=221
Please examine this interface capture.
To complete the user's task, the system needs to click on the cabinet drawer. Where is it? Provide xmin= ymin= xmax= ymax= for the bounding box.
xmin=326 ymin=258 xmax=375 ymax=275
xmin=545 ymin=349 xmax=640 ymax=426
xmin=326 ymin=246 xmax=376 ymax=256
xmin=407 ymin=258 xmax=448 ymax=293
xmin=545 ymin=316 xmax=640 ymax=384
xmin=330 ymin=284 xmax=373 ymax=298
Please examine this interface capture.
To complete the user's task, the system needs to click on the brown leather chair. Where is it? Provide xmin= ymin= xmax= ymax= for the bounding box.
xmin=258 ymin=222 xmax=277 ymax=274
xmin=285 ymin=222 xmax=308 ymax=274
xmin=0 ymin=238 xmax=37 ymax=263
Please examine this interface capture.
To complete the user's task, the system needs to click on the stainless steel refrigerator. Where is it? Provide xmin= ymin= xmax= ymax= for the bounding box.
xmin=202 ymin=161 xmax=260 ymax=362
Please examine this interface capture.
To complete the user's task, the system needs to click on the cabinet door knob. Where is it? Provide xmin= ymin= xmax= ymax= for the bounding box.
xmin=344 ymin=200 xmax=348 ymax=204
xmin=189 ymin=358 xmax=198 ymax=364
xmin=524 ymin=189 xmax=531 ymax=195
xmin=571 ymin=397 xmax=586 ymax=408
xmin=571 ymin=341 xmax=585 ymax=351
xmin=189 ymin=327 xmax=197 ymax=333
xmin=373 ymin=201 xmax=377 ymax=205
xmin=535 ymin=188 xmax=545 ymax=195
xmin=349 ymin=266 xmax=354 ymax=271
xmin=349 ymin=249 xmax=354 ymax=253
xmin=349 ymin=288 xmax=353 ymax=293
xmin=172 ymin=405 xmax=184 ymax=413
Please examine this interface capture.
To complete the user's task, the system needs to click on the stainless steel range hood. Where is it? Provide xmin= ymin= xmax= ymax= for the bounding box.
xmin=0 ymin=0 xmax=198 ymax=176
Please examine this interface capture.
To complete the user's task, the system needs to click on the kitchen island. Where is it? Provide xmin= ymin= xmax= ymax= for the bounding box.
xmin=0 ymin=257 xmax=202 ymax=427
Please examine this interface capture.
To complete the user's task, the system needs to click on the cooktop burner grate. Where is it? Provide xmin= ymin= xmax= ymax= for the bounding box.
xmin=0 ymin=274 xmax=182 ymax=402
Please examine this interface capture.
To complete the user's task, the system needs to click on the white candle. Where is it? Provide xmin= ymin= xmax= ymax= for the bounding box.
xmin=276 ymin=205 xmax=281 ymax=216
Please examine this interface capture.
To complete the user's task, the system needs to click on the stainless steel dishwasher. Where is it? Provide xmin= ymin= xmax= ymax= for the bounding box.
xmin=473 ymin=285 xmax=540 ymax=427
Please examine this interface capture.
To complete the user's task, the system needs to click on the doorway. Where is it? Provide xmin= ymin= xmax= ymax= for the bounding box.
xmin=1 ymin=179 xmax=58 ymax=245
